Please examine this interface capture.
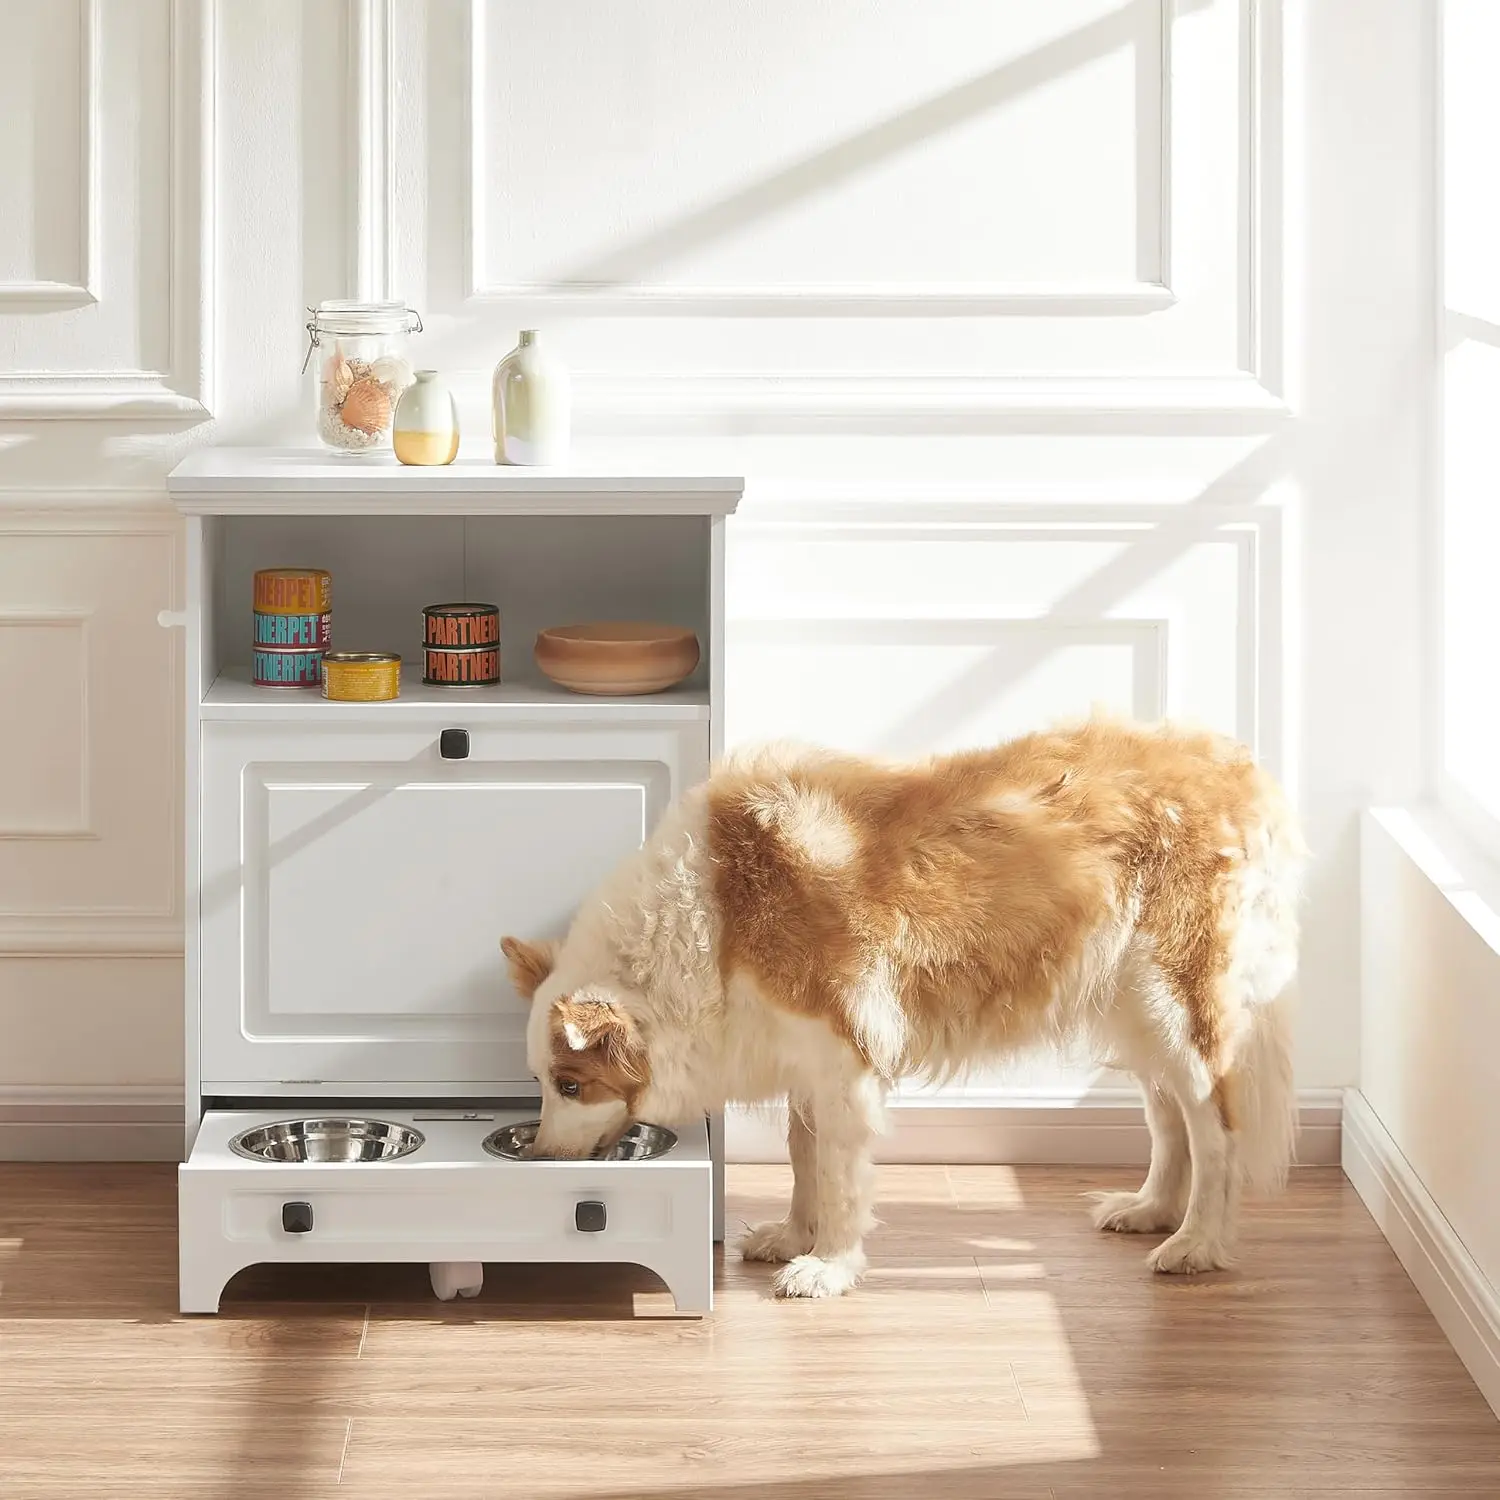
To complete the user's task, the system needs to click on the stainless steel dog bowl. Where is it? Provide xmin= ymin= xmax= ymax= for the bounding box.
xmin=229 ymin=1117 xmax=425 ymax=1164
xmin=481 ymin=1120 xmax=677 ymax=1162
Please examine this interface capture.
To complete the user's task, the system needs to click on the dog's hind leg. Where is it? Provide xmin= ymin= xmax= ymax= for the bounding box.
xmin=1091 ymin=1076 xmax=1191 ymax=1234
xmin=1146 ymin=1073 xmax=1238 ymax=1273
xmin=773 ymin=1071 xmax=883 ymax=1299
xmin=740 ymin=1099 xmax=817 ymax=1263
xmin=1088 ymin=950 xmax=1192 ymax=1235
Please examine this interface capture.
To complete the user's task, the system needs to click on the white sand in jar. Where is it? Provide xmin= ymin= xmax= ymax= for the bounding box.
xmin=318 ymin=353 xmax=414 ymax=452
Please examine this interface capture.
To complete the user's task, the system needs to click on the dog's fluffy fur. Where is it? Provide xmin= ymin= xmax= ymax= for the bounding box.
xmin=501 ymin=716 xmax=1305 ymax=1299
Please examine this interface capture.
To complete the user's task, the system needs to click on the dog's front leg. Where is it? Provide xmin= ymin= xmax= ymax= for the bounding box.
xmin=740 ymin=1098 xmax=817 ymax=1263
xmin=772 ymin=1073 xmax=882 ymax=1299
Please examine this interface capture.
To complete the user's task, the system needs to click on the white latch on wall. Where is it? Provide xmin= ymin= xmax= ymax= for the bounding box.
xmin=157 ymin=609 xmax=187 ymax=629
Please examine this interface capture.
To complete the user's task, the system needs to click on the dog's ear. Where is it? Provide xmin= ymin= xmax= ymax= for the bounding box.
xmin=553 ymin=996 xmax=647 ymax=1083
xmin=501 ymin=936 xmax=558 ymax=1001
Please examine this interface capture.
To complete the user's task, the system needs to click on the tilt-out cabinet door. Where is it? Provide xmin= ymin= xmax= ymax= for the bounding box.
xmin=196 ymin=720 xmax=707 ymax=1092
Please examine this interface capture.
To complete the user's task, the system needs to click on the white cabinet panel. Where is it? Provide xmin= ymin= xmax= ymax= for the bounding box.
xmin=199 ymin=721 xmax=707 ymax=1088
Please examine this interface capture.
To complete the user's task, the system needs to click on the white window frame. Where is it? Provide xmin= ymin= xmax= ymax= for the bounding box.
xmin=1432 ymin=0 xmax=1500 ymax=868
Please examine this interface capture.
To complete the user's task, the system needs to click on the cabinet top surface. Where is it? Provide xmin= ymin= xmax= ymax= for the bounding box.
xmin=167 ymin=448 xmax=745 ymax=516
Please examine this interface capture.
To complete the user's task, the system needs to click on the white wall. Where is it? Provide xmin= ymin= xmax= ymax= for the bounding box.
xmin=1340 ymin=0 xmax=1500 ymax=1416
xmin=0 ymin=2 xmax=1431 ymax=1132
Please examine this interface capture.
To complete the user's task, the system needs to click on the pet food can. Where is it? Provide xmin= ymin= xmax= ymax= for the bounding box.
xmin=423 ymin=645 xmax=501 ymax=686
xmin=422 ymin=602 xmax=500 ymax=686
xmin=321 ymin=651 xmax=402 ymax=702
xmin=423 ymin=602 xmax=499 ymax=650
xmin=253 ymin=611 xmax=332 ymax=649
xmin=253 ymin=567 xmax=332 ymax=615
xmin=253 ymin=647 xmax=324 ymax=688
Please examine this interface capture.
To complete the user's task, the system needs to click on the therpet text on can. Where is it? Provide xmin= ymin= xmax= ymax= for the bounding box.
xmin=252 ymin=611 xmax=332 ymax=648
xmin=252 ymin=648 xmax=324 ymax=687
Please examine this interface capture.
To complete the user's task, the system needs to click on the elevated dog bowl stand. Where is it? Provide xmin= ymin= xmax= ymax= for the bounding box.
xmin=179 ymin=1110 xmax=713 ymax=1313
xmin=165 ymin=451 xmax=742 ymax=1315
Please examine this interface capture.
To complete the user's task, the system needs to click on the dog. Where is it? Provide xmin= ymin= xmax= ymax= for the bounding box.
xmin=501 ymin=715 xmax=1305 ymax=1299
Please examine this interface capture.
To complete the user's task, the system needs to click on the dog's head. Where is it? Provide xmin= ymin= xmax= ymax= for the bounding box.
xmin=500 ymin=935 xmax=651 ymax=1158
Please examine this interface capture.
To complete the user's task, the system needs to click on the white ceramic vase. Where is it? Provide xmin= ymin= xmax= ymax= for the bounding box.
xmin=393 ymin=371 xmax=460 ymax=466
xmin=492 ymin=330 xmax=570 ymax=466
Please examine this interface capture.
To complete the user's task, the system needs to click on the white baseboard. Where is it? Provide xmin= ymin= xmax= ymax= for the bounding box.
xmin=0 ymin=1084 xmax=1345 ymax=1171
xmin=726 ymin=1087 xmax=1344 ymax=1167
xmin=0 ymin=1086 xmax=184 ymax=1162
xmin=1341 ymin=1087 xmax=1500 ymax=1420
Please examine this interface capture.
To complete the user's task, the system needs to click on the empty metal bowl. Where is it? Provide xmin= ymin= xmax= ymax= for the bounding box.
xmin=482 ymin=1120 xmax=677 ymax=1162
xmin=229 ymin=1117 xmax=425 ymax=1164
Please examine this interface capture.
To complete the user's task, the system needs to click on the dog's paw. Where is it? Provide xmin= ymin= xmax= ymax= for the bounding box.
xmin=1089 ymin=1189 xmax=1183 ymax=1235
xmin=1147 ymin=1230 xmax=1233 ymax=1275
xmin=740 ymin=1218 xmax=814 ymax=1264
xmin=772 ymin=1252 xmax=866 ymax=1300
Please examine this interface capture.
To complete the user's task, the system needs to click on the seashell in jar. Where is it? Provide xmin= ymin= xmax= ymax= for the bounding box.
xmin=369 ymin=353 xmax=415 ymax=392
xmin=339 ymin=376 xmax=393 ymax=435
xmin=323 ymin=353 xmax=356 ymax=401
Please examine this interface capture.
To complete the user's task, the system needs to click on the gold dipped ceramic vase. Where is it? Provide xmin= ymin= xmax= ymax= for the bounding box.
xmin=393 ymin=370 xmax=460 ymax=466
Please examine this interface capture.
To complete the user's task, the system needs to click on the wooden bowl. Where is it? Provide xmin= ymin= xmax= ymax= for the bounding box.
xmin=534 ymin=622 xmax=700 ymax=696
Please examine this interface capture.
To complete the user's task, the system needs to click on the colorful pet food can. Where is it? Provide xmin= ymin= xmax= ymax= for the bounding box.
xmin=422 ymin=602 xmax=500 ymax=686
xmin=253 ymin=610 xmax=332 ymax=649
xmin=423 ymin=602 xmax=499 ymax=650
xmin=253 ymin=567 xmax=332 ymax=615
xmin=252 ymin=647 xmax=324 ymax=688
xmin=321 ymin=651 xmax=402 ymax=702
xmin=423 ymin=645 xmax=501 ymax=686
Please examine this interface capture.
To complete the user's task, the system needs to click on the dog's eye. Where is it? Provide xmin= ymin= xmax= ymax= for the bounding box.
xmin=556 ymin=1078 xmax=580 ymax=1098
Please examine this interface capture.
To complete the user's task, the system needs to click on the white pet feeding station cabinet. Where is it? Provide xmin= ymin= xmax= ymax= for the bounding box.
xmin=165 ymin=449 xmax=741 ymax=1315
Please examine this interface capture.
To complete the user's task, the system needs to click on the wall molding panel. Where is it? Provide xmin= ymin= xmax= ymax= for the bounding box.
xmin=0 ymin=610 xmax=92 ymax=840
xmin=368 ymin=0 xmax=1284 ymax=419
xmin=350 ymin=0 xmax=394 ymax=301
xmin=461 ymin=0 xmax=1177 ymax=313
xmin=567 ymin=372 xmax=1290 ymax=429
xmin=0 ymin=509 xmax=181 ymax=957
xmin=0 ymin=0 xmax=100 ymax=308
xmin=727 ymin=501 xmax=1285 ymax=774
xmin=0 ymin=0 xmax=215 ymax=420
xmin=0 ymin=923 xmax=184 ymax=958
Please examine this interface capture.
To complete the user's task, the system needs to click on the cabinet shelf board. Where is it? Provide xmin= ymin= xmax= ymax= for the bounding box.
xmin=202 ymin=666 xmax=710 ymax=722
xmin=168 ymin=448 xmax=744 ymax=517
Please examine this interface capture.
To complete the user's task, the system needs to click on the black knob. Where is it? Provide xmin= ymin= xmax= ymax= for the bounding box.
xmin=281 ymin=1201 xmax=313 ymax=1234
xmin=575 ymin=1200 xmax=607 ymax=1233
xmin=440 ymin=728 xmax=470 ymax=760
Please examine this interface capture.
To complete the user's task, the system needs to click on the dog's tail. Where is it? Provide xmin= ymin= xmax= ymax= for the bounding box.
xmin=1231 ymin=987 xmax=1298 ymax=1194
xmin=1226 ymin=772 xmax=1305 ymax=1196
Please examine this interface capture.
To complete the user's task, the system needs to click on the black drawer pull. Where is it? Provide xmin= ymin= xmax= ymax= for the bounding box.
xmin=575 ymin=1200 xmax=607 ymax=1233
xmin=440 ymin=728 xmax=470 ymax=760
xmin=281 ymin=1201 xmax=314 ymax=1234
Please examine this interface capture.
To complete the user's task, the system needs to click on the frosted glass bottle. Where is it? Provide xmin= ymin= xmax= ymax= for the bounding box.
xmin=491 ymin=330 xmax=571 ymax=466
xmin=392 ymin=371 xmax=460 ymax=466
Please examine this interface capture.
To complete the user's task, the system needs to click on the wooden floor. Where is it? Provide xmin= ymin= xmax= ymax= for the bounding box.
xmin=0 ymin=1163 xmax=1497 ymax=1499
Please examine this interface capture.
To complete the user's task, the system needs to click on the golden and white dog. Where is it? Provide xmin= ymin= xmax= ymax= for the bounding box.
xmin=501 ymin=717 xmax=1305 ymax=1299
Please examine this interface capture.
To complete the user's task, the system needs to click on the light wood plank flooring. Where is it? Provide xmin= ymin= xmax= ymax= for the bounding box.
xmin=1 ymin=1162 xmax=1497 ymax=1499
